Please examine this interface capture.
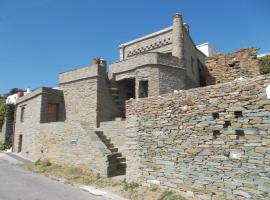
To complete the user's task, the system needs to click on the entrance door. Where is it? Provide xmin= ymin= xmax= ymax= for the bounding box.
xmin=18 ymin=134 xmax=23 ymax=152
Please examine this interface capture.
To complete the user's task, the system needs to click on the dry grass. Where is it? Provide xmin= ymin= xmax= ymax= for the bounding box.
xmin=20 ymin=161 xmax=186 ymax=200
xmin=20 ymin=160 xmax=117 ymax=187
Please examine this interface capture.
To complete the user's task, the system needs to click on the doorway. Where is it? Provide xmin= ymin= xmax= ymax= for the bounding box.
xmin=18 ymin=134 xmax=23 ymax=152
xmin=118 ymin=78 xmax=136 ymax=100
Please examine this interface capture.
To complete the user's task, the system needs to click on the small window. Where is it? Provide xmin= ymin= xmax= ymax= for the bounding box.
xmin=20 ymin=107 xmax=25 ymax=123
xmin=212 ymin=112 xmax=219 ymax=120
xmin=139 ymin=80 xmax=148 ymax=98
xmin=47 ymin=103 xmax=59 ymax=122
xmin=213 ymin=130 xmax=221 ymax=139
xmin=234 ymin=111 xmax=243 ymax=118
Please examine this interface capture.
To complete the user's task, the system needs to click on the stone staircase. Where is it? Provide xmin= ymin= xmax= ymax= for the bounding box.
xmin=95 ymin=131 xmax=126 ymax=177
xmin=106 ymin=80 xmax=125 ymax=118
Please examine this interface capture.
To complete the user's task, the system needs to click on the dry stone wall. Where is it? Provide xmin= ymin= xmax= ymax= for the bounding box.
xmin=206 ymin=48 xmax=260 ymax=85
xmin=126 ymin=75 xmax=270 ymax=200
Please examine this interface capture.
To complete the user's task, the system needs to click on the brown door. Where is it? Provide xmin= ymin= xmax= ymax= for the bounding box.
xmin=47 ymin=103 xmax=59 ymax=122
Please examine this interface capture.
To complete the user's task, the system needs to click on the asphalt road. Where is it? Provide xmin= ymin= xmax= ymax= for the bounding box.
xmin=0 ymin=155 xmax=111 ymax=200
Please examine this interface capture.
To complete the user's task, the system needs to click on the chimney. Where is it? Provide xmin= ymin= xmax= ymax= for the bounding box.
xmin=172 ymin=13 xmax=184 ymax=68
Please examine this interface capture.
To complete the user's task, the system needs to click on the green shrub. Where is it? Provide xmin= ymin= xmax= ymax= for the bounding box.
xmin=0 ymin=141 xmax=12 ymax=150
xmin=35 ymin=159 xmax=52 ymax=167
xmin=158 ymin=191 xmax=186 ymax=200
xmin=3 ymin=141 xmax=12 ymax=149
xmin=259 ymin=55 xmax=270 ymax=75
xmin=0 ymin=143 xmax=5 ymax=151
xmin=0 ymin=104 xmax=6 ymax=125
xmin=122 ymin=179 xmax=139 ymax=192
xmin=5 ymin=104 xmax=15 ymax=121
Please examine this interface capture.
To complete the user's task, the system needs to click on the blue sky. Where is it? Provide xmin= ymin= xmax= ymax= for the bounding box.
xmin=0 ymin=0 xmax=269 ymax=93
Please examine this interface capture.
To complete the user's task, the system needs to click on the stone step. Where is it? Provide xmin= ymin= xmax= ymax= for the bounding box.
xmin=112 ymin=152 xmax=122 ymax=157
xmin=109 ymin=87 xmax=118 ymax=90
xmin=117 ymin=163 xmax=127 ymax=169
xmin=112 ymin=93 xmax=119 ymax=97
xmin=109 ymin=147 xmax=118 ymax=153
xmin=103 ymin=138 xmax=111 ymax=144
xmin=116 ymin=156 xmax=126 ymax=162
xmin=114 ymin=99 xmax=121 ymax=103
xmin=95 ymin=131 xmax=104 ymax=137
xmin=99 ymin=135 xmax=108 ymax=140
xmin=107 ymin=143 xmax=114 ymax=148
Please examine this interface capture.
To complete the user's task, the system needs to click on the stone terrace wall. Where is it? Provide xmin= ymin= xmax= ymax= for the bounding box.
xmin=206 ymin=48 xmax=260 ymax=84
xmin=13 ymin=121 xmax=109 ymax=176
xmin=125 ymin=75 xmax=270 ymax=200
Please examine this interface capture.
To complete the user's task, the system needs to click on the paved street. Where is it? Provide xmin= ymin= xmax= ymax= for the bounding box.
xmin=0 ymin=154 xmax=111 ymax=200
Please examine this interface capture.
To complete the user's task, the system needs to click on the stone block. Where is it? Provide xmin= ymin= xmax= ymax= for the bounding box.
xmin=255 ymin=147 xmax=269 ymax=153
xmin=233 ymin=190 xmax=251 ymax=198
xmin=262 ymin=138 xmax=270 ymax=145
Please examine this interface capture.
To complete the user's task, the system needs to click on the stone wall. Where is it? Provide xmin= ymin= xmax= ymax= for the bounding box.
xmin=109 ymin=52 xmax=180 ymax=79
xmin=206 ymin=48 xmax=260 ymax=84
xmin=13 ymin=121 xmax=109 ymax=176
xmin=183 ymin=27 xmax=206 ymax=86
xmin=13 ymin=87 xmax=111 ymax=175
xmin=159 ymin=66 xmax=196 ymax=94
xmin=59 ymin=66 xmax=98 ymax=127
xmin=99 ymin=119 xmax=126 ymax=154
xmin=14 ymin=94 xmax=42 ymax=153
xmin=125 ymin=75 xmax=270 ymax=199
xmin=97 ymin=65 xmax=121 ymax=123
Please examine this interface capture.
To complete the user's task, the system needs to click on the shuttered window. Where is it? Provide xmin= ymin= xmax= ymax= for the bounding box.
xmin=47 ymin=103 xmax=59 ymax=122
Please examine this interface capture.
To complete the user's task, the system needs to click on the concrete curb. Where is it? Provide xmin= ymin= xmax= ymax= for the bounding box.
xmin=0 ymin=152 xmax=31 ymax=164
xmin=80 ymin=185 xmax=128 ymax=200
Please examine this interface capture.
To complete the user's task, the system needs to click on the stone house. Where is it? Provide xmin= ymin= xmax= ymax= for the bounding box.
xmin=11 ymin=13 xmax=268 ymax=199
xmin=13 ymin=13 xmax=209 ymax=175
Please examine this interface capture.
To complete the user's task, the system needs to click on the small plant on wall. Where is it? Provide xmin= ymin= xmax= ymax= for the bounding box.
xmin=259 ymin=55 xmax=270 ymax=75
xmin=0 ymin=103 xmax=7 ymax=129
xmin=5 ymin=104 xmax=15 ymax=122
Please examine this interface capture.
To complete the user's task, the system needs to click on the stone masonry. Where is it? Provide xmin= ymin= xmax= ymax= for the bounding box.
xmin=206 ymin=47 xmax=260 ymax=84
xmin=125 ymin=75 xmax=270 ymax=199
xmin=11 ymin=13 xmax=270 ymax=199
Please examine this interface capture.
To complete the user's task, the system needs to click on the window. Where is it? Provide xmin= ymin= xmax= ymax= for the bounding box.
xmin=139 ymin=80 xmax=148 ymax=98
xmin=47 ymin=103 xmax=59 ymax=122
xmin=20 ymin=107 xmax=25 ymax=123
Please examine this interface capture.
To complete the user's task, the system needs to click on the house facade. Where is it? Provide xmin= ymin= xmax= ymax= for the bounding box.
xmin=13 ymin=11 xmax=264 ymax=183
xmin=13 ymin=13 xmax=211 ymax=175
